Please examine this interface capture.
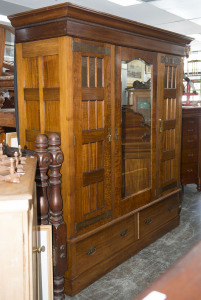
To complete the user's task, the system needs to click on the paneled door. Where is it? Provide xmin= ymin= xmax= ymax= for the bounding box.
xmin=156 ymin=54 xmax=183 ymax=196
xmin=115 ymin=46 xmax=157 ymax=217
xmin=73 ymin=40 xmax=114 ymax=235
xmin=16 ymin=38 xmax=61 ymax=150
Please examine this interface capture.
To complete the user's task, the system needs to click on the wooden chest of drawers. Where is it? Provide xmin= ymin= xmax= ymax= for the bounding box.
xmin=181 ymin=107 xmax=201 ymax=190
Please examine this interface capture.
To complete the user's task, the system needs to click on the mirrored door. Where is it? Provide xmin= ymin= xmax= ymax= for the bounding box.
xmin=121 ymin=58 xmax=152 ymax=199
xmin=115 ymin=47 xmax=157 ymax=217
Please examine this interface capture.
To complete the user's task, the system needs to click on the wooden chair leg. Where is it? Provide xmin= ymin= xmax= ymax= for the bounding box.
xmin=48 ymin=133 xmax=67 ymax=300
xmin=35 ymin=134 xmax=51 ymax=225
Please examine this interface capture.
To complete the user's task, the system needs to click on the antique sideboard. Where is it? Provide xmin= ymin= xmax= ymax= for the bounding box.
xmin=9 ymin=3 xmax=192 ymax=298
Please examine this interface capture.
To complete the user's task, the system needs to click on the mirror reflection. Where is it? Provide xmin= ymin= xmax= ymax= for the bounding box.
xmin=121 ymin=58 xmax=152 ymax=199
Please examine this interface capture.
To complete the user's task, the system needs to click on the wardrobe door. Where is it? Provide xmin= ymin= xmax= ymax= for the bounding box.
xmin=156 ymin=54 xmax=183 ymax=196
xmin=115 ymin=46 xmax=157 ymax=217
xmin=73 ymin=40 xmax=114 ymax=235
xmin=16 ymin=38 xmax=61 ymax=150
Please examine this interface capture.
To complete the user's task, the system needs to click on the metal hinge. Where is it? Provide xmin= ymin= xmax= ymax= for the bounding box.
xmin=115 ymin=127 xmax=119 ymax=141
xmin=159 ymin=119 xmax=163 ymax=133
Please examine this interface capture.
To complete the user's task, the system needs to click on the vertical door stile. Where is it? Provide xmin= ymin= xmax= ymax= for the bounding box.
xmin=114 ymin=46 xmax=122 ymax=218
xmin=59 ymin=36 xmax=75 ymax=238
xmin=38 ymin=56 xmax=45 ymax=134
xmin=16 ymin=43 xmax=26 ymax=147
xmin=110 ymin=44 xmax=116 ymax=217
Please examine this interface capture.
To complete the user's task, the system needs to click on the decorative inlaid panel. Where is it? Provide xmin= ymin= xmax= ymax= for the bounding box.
xmin=45 ymin=100 xmax=60 ymax=132
xmin=164 ymin=65 xmax=176 ymax=89
xmin=82 ymin=100 xmax=104 ymax=130
xmin=26 ymin=100 xmax=40 ymax=131
xmin=164 ymin=98 xmax=176 ymax=120
xmin=24 ymin=57 xmax=39 ymax=88
xmin=163 ymin=159 xmax=175 ymax=183
xmin=43 ymin=55 xmax=59 ymax=88
xmin=81 ymin=56 xmax=103 ymax=88
xmin=82 ymin=181 xmax=104 ymax=215
xmin=82 ymin=142 xmax=104 ymax=173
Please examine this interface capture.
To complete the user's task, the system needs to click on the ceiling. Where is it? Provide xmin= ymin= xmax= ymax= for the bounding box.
xmin=1 ymin=0 xmax=201 ymax=51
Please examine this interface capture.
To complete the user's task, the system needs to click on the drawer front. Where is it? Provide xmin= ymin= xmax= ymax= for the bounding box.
xmin=139 ymin=194 xmax=179 ymax=238
xmin=182 ymin=163 xmax=197 ymax=178
xmin=75 ymin=214 xmax=138 ymax=275
xmin=183 ymin=118 xmax=197 ymax=136
xmin=182 ymin=135 xmax=197 ymax=149
xmin=182 ymin=149 xmax=198 ymax=163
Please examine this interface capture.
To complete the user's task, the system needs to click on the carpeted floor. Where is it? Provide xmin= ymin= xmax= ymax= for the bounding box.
xmin=65 ymin=184 xmax=201 ymax=300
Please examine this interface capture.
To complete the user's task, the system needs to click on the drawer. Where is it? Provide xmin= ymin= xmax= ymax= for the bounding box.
xmin=182 ymin=163 xmax=197 ymax=178
xmin=75 ymin=214 xmax=138 ymax=275
xmin=182 ymin=135 xmax=197 ymax=149
xmin=183 ymin=118 xmax=197 ymax=136
xmin=139 ymin=194 xmax=179 ymax=238
xmin=183 ymin=118 xmax=197 ymax=127
xmin=182 ymin=149 xmax=198 ymax=163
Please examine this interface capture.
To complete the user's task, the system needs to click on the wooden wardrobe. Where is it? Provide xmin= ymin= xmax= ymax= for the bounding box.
xmin=9 ymin=3 xmax=192 ymax=297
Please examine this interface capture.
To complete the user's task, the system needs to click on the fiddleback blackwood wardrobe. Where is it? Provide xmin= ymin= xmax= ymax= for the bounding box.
xmin=9 ymin=3 xmax=192 ymax=297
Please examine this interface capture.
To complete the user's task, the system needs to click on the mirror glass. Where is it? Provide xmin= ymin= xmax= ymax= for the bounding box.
xmin=121 ymin=58 xmax=152 ymax=199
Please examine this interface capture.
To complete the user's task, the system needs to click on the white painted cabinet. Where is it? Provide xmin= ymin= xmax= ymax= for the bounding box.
xmin=0 ymin=157 xmax=38 ymax=300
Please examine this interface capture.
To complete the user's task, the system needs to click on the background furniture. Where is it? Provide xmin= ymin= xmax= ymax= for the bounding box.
xmin=9 ymin=3 xmax=191 ymax=297
xmin=0 ymin=108 xmax=16 ymax=143
xmin=181 ymin=107 xmax=201 ymax=190
xmin=0 ymin=157 xmax=37 ymax=300
xmin=0 ymin=24 xmax=16 ymax=144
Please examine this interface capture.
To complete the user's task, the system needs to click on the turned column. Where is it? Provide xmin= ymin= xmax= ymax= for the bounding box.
xmin=35 ymin=134 xmax=51 ymax=225
xmin=48 ymin=133 xmax=67 ymax=300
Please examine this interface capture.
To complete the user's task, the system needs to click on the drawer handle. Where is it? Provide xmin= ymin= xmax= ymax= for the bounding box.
xmin=86 ymin=246 xmax=96 ymax=255
xmin=168 ymin=205 xmax=174 ymax=212
xmin=187 ymin=154 xmax=194 ymax=157
xmin=145 ymin=217 xmax=153 ymax=225
xmin=187 ymin=140 xmax=193 ymax=143
xmin=187 ymin=169 xmax=193 ymax=173
xmin=188 ymin=121 xmax=195 ymax=124
xmin=120 ymin=229 xmax=129 ymax=237
xmin=187 ymin=129 xmax=194 ymax=132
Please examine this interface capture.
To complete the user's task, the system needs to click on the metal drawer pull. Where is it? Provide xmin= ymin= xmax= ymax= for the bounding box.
xmin=168 ymin=205 xmax=174 ymax=212
xmin=120 ymin=229 xmax=128 ymax=237
xmin=187 ymin=129 xmax=194 ymax=132
xmin=187 ymin=169 xmax=193 ymax=172
xmin=33 ymin=245 xmax=45 ymax=253
xmin=188 ymin=121 xmax=194 ymax=124
xmin=188 ymin=154 xmax=194 ymax=157
xmin=145 ymin=217 xmax=153 ymax=225
xmin=187 ymin=140 xmax=193 ymax=143
xmin=86 ymin=246 xmax=96 ymax=255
